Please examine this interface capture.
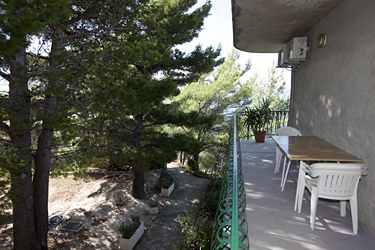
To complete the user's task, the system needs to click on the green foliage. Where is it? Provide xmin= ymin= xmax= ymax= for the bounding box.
xmin=0 ymin=0 xmax=71 ymax=55
xmin=178 ymin=211 xmax=212 ymax=250
xmin=251 ymin=62 xmax=289 ymax=110
xmin=178 ymin=165 xmax=223 ymax=249
xmin=149 ymin=199 xmax=158 ymax=207
xmin=49 ymin=160 xmax=88 ymax=178
xmin=118 ymin=215 xmax=141 ymax=239
xmin=198 ymin=142 xmax=227 ymax=172
xmin=203 ymin=176 xmax=222 ymax=218
xmin=187 ymin=159 xmax=198 ymax=172
xmin=71 ymin=0 xmax=222 ymax=198
xmin=173 ymin=51 xmax=250 ymax=171
xmin=243 ymin=98 xmax=272 ymax=132
xmin=160 ymin=174 xmax=174 ymax=188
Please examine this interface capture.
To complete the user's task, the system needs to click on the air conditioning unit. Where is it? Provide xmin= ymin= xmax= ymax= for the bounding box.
xmin=277 ymin=37 xmax=309 ymax=68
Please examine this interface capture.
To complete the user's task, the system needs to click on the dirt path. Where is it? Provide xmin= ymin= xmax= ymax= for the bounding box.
xmin=136 ymin=166 xmax=208 ymax=250
xmin=0 ymin=164 xmax=208 ymax=249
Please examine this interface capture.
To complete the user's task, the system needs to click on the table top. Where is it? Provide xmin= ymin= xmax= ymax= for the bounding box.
xmin=271 ymin=136 xmax=362 ymax=162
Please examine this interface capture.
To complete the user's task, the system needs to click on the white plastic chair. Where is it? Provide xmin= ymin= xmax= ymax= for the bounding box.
xmin=296 ymin=162 xmax=363 ymax=234
xmin=274 ymin=127 xmax=302 ymax=191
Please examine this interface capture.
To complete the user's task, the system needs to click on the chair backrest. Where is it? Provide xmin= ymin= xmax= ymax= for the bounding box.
xmin=275 ymin=126 xmax=302 ymax=136
xmin=309 ymin=163 xmax=363 ymax=199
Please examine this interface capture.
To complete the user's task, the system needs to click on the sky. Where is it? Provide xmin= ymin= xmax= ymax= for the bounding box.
xmin=178 ymin=0 xmax=291 ymax=92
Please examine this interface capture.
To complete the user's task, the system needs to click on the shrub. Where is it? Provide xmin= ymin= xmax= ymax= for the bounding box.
xmin=106 ymin=163 xmax=130 ymax=171
xmin=149 ymin=199 xmax=158 ymax=207
xmin=118 ymin=215 xmax=141 ymax=239
xmin=203 ymin=177 xmax=222 ymax=218
xmin=187 ymin=158 xmax=198 ymax=172
xmin=160 ymin=175 xmax=174 ymax=189
xmin=178 ymin=212 xmax=212 ymax=250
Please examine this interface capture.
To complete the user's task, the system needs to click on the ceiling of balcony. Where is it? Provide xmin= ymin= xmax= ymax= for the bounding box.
xmin=232 ymin=0 xmax=343 ymax=53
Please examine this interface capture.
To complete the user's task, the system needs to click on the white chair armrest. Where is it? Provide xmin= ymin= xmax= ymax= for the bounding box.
xmin=305 ymin=175 xmax=318 ymax=189
xmin=361 ymin=166 xmax=368 ymax=176
xmin=300 ymin=161 xmax=315 ymax=176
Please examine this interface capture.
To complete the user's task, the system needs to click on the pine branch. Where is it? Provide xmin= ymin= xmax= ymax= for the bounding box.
xmin=0 ymin=122 xmax=10 ymax=135
xmin=66 ymin=0 xmax=113 ymax=25
xmin=0 ymin=139 xmax=12 ymax=149
xmin=26 ymin=52 xmax=49 ymax=61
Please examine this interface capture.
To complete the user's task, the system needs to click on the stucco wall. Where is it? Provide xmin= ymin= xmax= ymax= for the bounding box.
xmin=290 ymin=0 xmax=375 ymax=234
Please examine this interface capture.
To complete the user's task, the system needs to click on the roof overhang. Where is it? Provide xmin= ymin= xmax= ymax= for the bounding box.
xmin=232 ymin=0 xmax=343 ymax=53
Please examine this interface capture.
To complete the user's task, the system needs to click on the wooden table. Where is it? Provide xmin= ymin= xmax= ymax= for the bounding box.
xmin=272 ymin=136 xmax=362 ymax=162
xmin=271 ymin=135 xmax=363 ymax=211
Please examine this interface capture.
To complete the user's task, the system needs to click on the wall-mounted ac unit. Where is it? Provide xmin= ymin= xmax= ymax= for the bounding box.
xmin=277 ymin=37 xmax=309 ymax=68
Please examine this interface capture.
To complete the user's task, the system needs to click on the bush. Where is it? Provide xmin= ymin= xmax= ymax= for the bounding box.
xmin=178 ymin=212 xmax=212 ymax=250
xmin=106 ymin=163 xmax=130 ymax=171
xmin=160 ymin=174 xmax=174 ymax=189
xmin=203 ymin=177 xmax=222 ymax=218
xmin=118 ymin=215 xmax=141 ymax=239
xmin=149 ymin=199 xmax=158 ymax=207
xmin=178 ymin=158 xmax=224 ymax=249
xmin=187 ymin=159 xmax=198 ymax=172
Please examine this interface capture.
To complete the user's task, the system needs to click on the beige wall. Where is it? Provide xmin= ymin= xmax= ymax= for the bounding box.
xmin=290 ymin=0 xmax=375 ymax=234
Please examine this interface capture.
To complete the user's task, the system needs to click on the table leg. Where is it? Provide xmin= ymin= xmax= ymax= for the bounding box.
xmin=281 ymin=160 xmax=291 ymax=191
xmin=281 ymin=157 xmax=287 ymax=187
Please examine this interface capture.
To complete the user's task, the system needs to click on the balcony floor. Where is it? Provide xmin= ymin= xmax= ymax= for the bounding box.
xmin=241 ymin=139 xmax=375 ymax=250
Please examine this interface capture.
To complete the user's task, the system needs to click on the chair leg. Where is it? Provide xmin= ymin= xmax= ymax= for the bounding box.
xmin=310 ymin=187 xmax=318 ymax=231
xmin=280 ymin=157 xmax=287 ymax=187
xmin=281 ymin=160 xmax=291 ymax=191
xmin=296 ymin=171 xmax=306 ymax=213
xmin=340 ymin=201 xmax=346 ymax=217
xmin=350 ymin=195 xmax=358 ymax=235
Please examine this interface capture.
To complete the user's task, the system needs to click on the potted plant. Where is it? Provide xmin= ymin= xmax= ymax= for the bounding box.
xmin=148 ymin=200 xmax=159 ymax=215
xmin=243 ymin=99 xmax=272 ymax=143
xmin=160 ymin=175 xmax=174 ymax=197
xmin=118 ymin=215 xmax=144 ymax=250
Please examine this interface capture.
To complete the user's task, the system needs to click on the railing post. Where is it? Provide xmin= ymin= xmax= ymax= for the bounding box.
xmin=231 ymin=113 xmax=239 ymax=249
xmin=211 ymin=113 xmax=249 ymax=250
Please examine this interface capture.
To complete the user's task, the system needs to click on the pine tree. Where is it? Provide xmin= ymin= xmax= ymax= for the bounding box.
xmin=79 ymin=0 xmax=222 ymax=198
xmin=0 ymin=1 xmax=71 ymax=248
xmin=1 ymin=0 xmax=146 ymax=248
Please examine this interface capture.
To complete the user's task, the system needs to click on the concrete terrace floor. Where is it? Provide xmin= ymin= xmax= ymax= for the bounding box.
xmin=241 ymin=139 xmax=375 ymax=250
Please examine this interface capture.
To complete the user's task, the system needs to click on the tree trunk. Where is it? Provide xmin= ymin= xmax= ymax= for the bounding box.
xmin=179 ymin=151 xmax=184 ymax=165
xmin=34 ymin=130 xmax=52 ymax=250
xmin=193 ymin=153 xmax=199 ymax=172
xmin=182 ymin=153 xmax=186 ymax=165
xmin=246 ymin=124 xmax=250 ymax=140
xmin=132 ymin=170 xmax=145 ymax=199
xmin=132 ymin=114 xmax=145 ymax=199
xmin=33 ymin=25 xmax=64 ymax=250
xmin=9 ymin=49 xmax=39 ymax=249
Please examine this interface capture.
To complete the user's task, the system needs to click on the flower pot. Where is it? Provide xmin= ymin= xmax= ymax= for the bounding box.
xmin=119 ymin=221 xmax=144 ymax=250
xmin=254 ymin=131 xmax=266 ymax=143
xmin=161 ymin=182 xmax=174 ymax=197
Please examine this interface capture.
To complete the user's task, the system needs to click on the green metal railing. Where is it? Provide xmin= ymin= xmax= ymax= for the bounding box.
xmin=211 ymin=113 xmax=249 ymax=250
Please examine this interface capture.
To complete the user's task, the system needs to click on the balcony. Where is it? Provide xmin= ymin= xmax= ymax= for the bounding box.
xmin=241 ymin=138 xmax=375 ymax=249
